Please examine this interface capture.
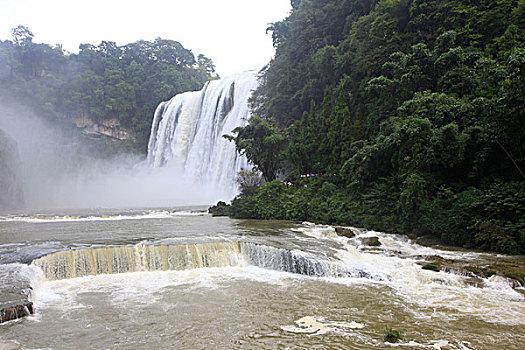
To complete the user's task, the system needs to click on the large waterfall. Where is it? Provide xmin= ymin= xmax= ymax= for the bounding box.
xmin=147 ymin=71 xmax=259 ymax=200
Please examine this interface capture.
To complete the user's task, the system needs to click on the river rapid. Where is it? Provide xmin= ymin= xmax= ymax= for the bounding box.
xmin=0 ymin=208 xmax=523 ymax=349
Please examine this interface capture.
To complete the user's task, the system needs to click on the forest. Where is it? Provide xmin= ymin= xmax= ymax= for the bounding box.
xmin=1 ymin=1 xmax=523 ymax=254
xmin=0 ymin=26 xmax=215 ymax=152
xmin=226 ymin=0 xmax=525 ymax=254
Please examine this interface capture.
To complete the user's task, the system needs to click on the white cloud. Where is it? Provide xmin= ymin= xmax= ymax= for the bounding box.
xmin=0 ymin=0 xmax=291 ymax=76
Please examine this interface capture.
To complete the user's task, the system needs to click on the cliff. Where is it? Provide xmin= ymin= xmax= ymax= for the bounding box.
xmin=72 ymin=115 xmax=135 ymax=141
xmin=0 ymin=129 xmax=25 ymax=211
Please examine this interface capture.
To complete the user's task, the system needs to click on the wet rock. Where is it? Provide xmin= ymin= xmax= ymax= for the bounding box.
xmin=430 ymin=278 xmax=449 ymax=285
xmin=420 ymin=255 xmax=524 ymax=290
xmin=422 ymin=263 xmax=441 ymax=272
xmin=456 ymin=265 xmax=524 ymax=288
xmin=334 ymin=227 xmax=356 ymax=238
xmin=72 ymin=114 xmax=135 ymax=141
xmin=0 ymin=302 xmax=34 ymax=324
xmin=208 ymin=201 xmax=231 ymax=217
xmin=362 ymin=236 xmax=381 ymax=247
xmin=384 ymin=335 xmax=400 ymax=343
xmin=415 ymin=235 xmax=441 ymax=247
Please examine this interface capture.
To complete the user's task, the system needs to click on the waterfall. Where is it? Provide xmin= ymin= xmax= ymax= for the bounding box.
xmin=31 ymin=242 xmax=244 ymax=280
xmin=241 ymin=243 xmax=381 ymax=279
xmin=147 ymin=71 xmax=259 ymax=199
xmin=30 ymin=242 xmax=381 ymax=281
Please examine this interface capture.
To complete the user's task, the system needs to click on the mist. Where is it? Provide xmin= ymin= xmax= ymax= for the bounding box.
xmin=0 ymin=103 xmax=232 ymax=210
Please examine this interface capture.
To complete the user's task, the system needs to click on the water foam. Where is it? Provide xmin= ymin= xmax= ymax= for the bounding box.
xmin=31 ymin=265 xmax=294 ymax=311
xmin=281 ymin=316 xmax=365 ymax=335
xmin=0 ymin=209 xmax=206 ymax=223
xmin=22 ymin=222 xmax=525 ymax=328
xmin=298 ymin=224 xmax=525 ymax=325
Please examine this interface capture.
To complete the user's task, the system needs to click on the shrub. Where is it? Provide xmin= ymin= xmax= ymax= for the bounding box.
xmin=384 ymin=327 xmax=403 ymax=343
xmin=254 ymin=181 xmax=290 ymax=219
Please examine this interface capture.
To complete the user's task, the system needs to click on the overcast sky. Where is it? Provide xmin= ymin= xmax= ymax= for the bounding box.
xmin=0 ymin=0 xmax=291 ymax=77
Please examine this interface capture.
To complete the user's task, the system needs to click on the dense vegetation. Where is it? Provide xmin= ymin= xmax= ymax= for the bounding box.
xmin=227 ymin=0 xmax=525 ymax=254
xmin=0 ymin=26 xmax=215 ymax=152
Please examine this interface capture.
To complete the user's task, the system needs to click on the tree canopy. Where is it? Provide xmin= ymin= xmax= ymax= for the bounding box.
xmin=0 ymin=30 xmax=216 ymax=152
xmin=230 ymin=0 xmax=525 ymax=254
xmin=224 ymin=116 xmax=286 ymax=182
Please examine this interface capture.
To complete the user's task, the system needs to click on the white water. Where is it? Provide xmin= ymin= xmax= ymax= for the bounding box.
xmin=293 ymin=223 xmax=525 ymax=325
xmin=147 ymin=71 xmax=259 ymax=199
xmin=2 ymin=217 xmax=524 ymax=349
xmin=0 ymin=209 xmax=206 ymax=223
xmin=23 ymin=223 xmax=525 ymax=326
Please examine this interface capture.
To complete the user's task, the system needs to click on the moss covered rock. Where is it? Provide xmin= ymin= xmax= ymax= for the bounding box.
xmin=422 ymin=263 xmax=441 ymax=272
xmin=208 ymin=201 xmax=231 ymax=217
xmin=334 ymin=226 xmax=356 ymax=238
xmin=362 ymin=236 xmax=381 ymax=247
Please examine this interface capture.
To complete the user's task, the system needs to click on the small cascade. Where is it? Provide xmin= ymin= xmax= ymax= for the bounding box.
xmin=147 ymin=71 xmax=259 ymax=199
xmin=241 ymin=243 xmax=380 ymax=279
xmin=30 ymin=241 xmax=381 ymax=282
xmin=32 ymin=242 xmax=243 ymax=281
xmin=141 ymin=242 xmax=242 ymax=272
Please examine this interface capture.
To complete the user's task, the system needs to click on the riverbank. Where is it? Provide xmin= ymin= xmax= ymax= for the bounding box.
xmin=213 ymin=178 xmax=525 ymax=287
xmin=222 ymin=177 xmax=525 ymax=255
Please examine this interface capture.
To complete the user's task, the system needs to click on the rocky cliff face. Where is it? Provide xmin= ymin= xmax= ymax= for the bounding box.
xmin=0 ymin=129 xmax=24 ymax=211
xmin=72 ymin=115 xmax=135 ymax=141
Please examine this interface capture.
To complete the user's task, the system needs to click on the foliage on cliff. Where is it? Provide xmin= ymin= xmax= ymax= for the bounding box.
xmin=224 ymin=116 xmax=287 ymax=182
xmin=230 ymin=0 xmax=525 ymax=254
xmin=0 ymin=26 xmax=215 ymax=152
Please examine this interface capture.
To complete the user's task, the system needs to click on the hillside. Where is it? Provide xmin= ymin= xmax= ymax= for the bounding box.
xmin=227 ymin=0 xmax=525 ymax=254
xmin=0 ymin=28 xmax=216 ymax=153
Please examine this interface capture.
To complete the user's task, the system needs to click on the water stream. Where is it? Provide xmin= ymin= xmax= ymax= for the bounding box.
xmin=0 ymin=209 xmax=523 ymax=349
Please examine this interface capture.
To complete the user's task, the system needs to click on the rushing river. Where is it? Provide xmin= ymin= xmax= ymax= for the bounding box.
xmin=0 ymin=208 xmax=523 ymax=349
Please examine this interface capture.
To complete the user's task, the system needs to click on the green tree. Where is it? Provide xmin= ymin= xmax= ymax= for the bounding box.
xmin=11 ymin=25 xmax=33 ymax=46
xmin=0 ymin=28 xmax=214 ymax=153
xmin=224 ymin=116 xmax=287 ymax=182
xmin=231 ymin=0 xmax=525 ymax=254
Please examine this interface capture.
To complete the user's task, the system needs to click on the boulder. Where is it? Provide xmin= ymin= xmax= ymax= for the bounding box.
xmin=334 ymin=227 xmax=356 ymax=238
xmin=208 ymin=201 xmax=231 ymax=217
xmin=422 ymin=263 xmax=441 ymax=272
xmin=362 ymin=236 xmax=381 ymax=247
xmin=0 ymin=302 xmax=34 ymax=324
